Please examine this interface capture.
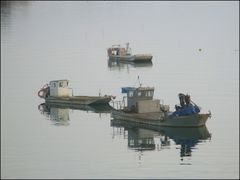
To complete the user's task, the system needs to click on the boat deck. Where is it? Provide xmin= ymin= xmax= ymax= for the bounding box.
xmin=46 ymin=95 xmax=112 ymax=105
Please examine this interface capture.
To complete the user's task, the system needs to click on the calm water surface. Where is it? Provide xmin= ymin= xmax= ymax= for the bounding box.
xmin=1 ymin=1 xmax=239 ymax=179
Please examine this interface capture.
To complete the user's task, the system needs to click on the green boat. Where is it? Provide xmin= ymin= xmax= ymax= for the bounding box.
xmin=111 ymin=86 xmax=211 ymax=127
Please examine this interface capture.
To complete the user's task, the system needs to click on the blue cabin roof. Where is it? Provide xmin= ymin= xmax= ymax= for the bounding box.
xmin=121 ymin=87 xmax=136 ymax=93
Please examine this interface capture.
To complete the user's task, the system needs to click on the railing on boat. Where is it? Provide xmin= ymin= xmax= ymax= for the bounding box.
xmin=110 ymin=98 xmax=126 ymax=110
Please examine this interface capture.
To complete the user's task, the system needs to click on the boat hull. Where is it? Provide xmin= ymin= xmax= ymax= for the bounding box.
xmin=45 ymin=96 xmax=112 ymax=106
xmin=109 ymin=54 xmax=152 ymax=62
xmin=111 ymin=110 xmax=210 ymax=127
xmin=109 ymin=55 xmax=135 ymax=62
xmin=134 ymin=54 xmax=153 ymax=62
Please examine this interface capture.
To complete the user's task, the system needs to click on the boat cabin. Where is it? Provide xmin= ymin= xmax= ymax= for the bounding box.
xmin=121 ymin=86 xmax=161 ymax=113
xmin=107 ymin=43 xmax=132 ymax=57
xmin=49 ymin=80 xmax=69 ymax=97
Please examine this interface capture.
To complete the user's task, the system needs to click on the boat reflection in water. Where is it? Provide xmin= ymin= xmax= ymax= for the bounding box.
xmin=108 ymin=59 xmax=153 ymax=71
xmin=111 ymin=118 xmax=211 ymax=163
xmin=38 ymin=103 xmax=113 ymax=126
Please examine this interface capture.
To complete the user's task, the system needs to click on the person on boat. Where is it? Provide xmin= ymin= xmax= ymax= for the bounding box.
xmin=185 ymin=94 xmax=191 ymax=105
xmin=179 ymin=93 xmax=186 ymax=107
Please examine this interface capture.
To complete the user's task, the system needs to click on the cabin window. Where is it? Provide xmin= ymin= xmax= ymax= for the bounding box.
xmin=146 ymin=91 xmax=150 ymax=96
xmin=54 ymin=83 xmax=56 ymax=88
xmin=129 ymin=91 xmax=134 ymax=97
xmin=138 ymin=91 xmax=142 ymax=96
xmin=59 ymin=82 xmax=63 ymax=87
xmin=63 ymin=81 xmax=68 ymax=87
xmin=146 ymin=91 xmax=153 ymax=97
xmin=150 ymin=91 xmax=154 ymax=96
xmin=142 ymin=91 xmax=146 ymax=97
xmin=129 ymin=139 xmax=134 ymax=146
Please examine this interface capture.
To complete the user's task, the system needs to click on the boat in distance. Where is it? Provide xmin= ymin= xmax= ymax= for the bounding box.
xmin=38 ymin=80 xmax=114 ymax=106
xmin=111 ymin=86 xmax=211 ymax=127
xmin=107 ymin=43 xmax=152 ymax=63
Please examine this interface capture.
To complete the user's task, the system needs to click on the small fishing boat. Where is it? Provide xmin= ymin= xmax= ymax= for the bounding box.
xmin=38 ymin=80 xmax=114 ymax=106
xmin=111 ymin=86 xmax=211 ymax=127
xmin=107 ymin=43 xmax=152 ymax=62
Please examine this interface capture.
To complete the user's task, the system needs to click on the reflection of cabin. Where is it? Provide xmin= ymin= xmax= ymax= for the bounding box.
xmin=122 ymin=87 xmax=161 ymax=113
xmin=50 ymin=108 xmax=70 ymax=126
xmin=128 ymin=128 xmax=156 ymax=150
xmin=49 ymin=80 xmax=69 ymax=97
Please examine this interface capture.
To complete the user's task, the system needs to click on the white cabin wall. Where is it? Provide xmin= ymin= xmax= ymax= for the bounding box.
xmin=57 ymin=87 xmax=69 ymax=97
xmin=137 ymin=99 xmax=160 ymax=113
xmin=49 ymin=80 xmax=69 ymax=97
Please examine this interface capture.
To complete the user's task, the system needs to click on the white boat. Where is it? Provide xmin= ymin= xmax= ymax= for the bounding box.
xmin=38 ymin=80 xmax=113 ymax=106
xmin=107 ymin=43 xmax=152 ymax=62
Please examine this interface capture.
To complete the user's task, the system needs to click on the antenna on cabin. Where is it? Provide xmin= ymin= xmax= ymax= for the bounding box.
xmin=133 ymin=75 xmax=142 ymax=87
xmin=138 ymin=75 xmax=142 ymax=87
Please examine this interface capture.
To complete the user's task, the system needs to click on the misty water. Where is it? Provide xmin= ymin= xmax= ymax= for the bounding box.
xmin=1 ymin=1 xmax=239 ymax=179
